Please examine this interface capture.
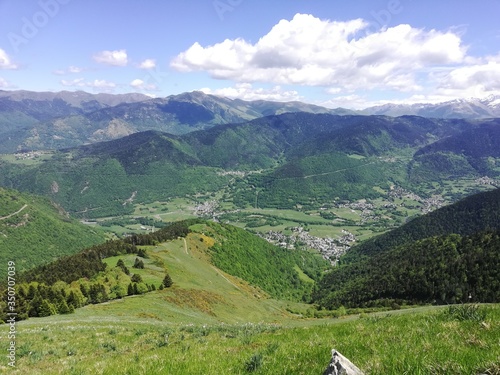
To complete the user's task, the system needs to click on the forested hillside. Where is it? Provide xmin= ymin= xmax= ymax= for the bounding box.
xmin=313 ymin=230 xmax=500 ymax=308
xmin=343 ymin=188 xmax=500 ymax=260
xmin=0 ymin=187 xmax=105 ymax=277
xmin=0 ymin=219 xmax=330 ymax=321
xmin=2 ymin=113 xmax=496 ymax=218
xmin=312 ymin=189 xmax=500 ymax=308
xmin=204 ymin=221 xmax=329 ymax=301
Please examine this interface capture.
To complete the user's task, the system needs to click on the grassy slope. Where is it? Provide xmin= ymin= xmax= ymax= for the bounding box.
xmin=0 ymin=187 xmax=105 ymax=277
xmin=7 ymin=304 xmax=500 ymax=374
xmin=2 ymin=220 xmax=499 ymax=374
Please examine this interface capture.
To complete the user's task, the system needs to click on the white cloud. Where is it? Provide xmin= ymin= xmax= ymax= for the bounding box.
xmin=68 ymin=65 xmax=83 ymax=73
xmin=138 ymin=59 xmax=156 ymax=69
xmin=90 ymin=79 xmax=116 ymax=89
xmin=0 ymin=49 xmax=18 ymax=69
xmin=61 ymin=78 xmax=116 ymax=92
xmin=0 ymin=77 xmax=13 ymax=88
xmin=171 ymin=13 xmax=466 ymax=93
xmin=53 ymin=65 xmax=85 ymax=75
xmin=320 ymin=94 xmax=368 ymax=110
xmin=93 ymin=49 xmax=128 ymax=66
xmin=129 ymin=78 xmax=158 ymax=91
xmin=436 ymin=56 xmax=500 ymax=98
xmin=200 ymin=83 xmax=300 ymax=102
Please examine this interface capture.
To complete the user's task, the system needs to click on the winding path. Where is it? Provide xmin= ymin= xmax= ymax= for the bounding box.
xmin=0 ymin=204 xmax=28 ymax=221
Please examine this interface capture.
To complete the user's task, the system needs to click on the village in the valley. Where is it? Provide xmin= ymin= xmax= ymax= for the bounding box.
xmin=189 ymin=177 xmax=499 ymax=264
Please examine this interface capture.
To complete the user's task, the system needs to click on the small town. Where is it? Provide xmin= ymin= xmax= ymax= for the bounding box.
xmin=260 ymin=226 xmax=356 ymax=264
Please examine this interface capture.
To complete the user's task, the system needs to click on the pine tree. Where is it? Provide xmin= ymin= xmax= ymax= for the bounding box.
xmin=133 ymin=258 xmax=145 ymax=269
xmin=39 ymin=299 xmax=57 ymax=317
xmin=162 ymin=273 xmax=173 ymax=288
xmin=27 ymin=284 xmax=37 ymax=299
xmin=57 ymin=299 xmax=71 ymax=314
xmin=131 ymin=274 xmax=143 ymax=283
xmin=80 ymin=283 xmax=89 ymax=298
xmin=127 ymin=283 xmax=134 ymax=296
xmin=28 ymin=293 xmax=43 ymax=317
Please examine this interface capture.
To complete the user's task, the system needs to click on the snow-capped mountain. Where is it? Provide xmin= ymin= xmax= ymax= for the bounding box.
xmin=362 ymin=95 xmax=500 ymax=119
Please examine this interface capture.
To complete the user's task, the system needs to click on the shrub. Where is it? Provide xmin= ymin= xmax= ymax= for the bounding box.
xmin=444 ymin=304 xmax=488 ymax=322
xmin=244 ymin=353 xmax=263 ymax=372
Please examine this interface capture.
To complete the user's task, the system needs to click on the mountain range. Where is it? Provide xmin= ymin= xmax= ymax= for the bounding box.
xmin=362 ymin=95 xmax=500 ymax=119
xmin=1 ymin=111 xmax=498 ymax=218
xmin=0 ymin=90 xmax=350 ymax=153
xmin=1 ymin=90 xmax=500 ymax=153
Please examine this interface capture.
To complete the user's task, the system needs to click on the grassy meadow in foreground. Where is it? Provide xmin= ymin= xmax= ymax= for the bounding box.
xmin=3 ymin=304 xmax=499 ymax=374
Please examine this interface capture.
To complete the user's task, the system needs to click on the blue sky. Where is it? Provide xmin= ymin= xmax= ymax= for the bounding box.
xmin=0 ymin=0 xmax=499 ymax=109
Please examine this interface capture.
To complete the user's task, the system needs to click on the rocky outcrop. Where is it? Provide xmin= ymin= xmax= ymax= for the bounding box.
xmin=323 ymin=349 xmax=364 ymax=375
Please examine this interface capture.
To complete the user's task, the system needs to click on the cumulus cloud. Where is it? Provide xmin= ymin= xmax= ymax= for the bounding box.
xmin=93 ymin=49 xmax=128 ymax=66
xmin=61 ymin=78 xmax=116 ymax=92
xmin=436 ymin=55 xmax=500 ymax=98
xmin=130 ymin=78 xmax=158 ymax=91
xmin=200 ymin=83 xmax=301 ymax=102
xmin=171 ymin=13 xmax=466 ymax=93
xmin=0 ymin=49 xmax=18 ymax=69
xmin=138 ymin=59 xmax=156 ymax=69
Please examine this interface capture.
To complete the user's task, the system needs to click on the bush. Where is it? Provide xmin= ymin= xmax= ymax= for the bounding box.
xmin=244 ymin=353 xmax=263 ymax=372
xmin=443 ymin=304 xmax=488 ymax=322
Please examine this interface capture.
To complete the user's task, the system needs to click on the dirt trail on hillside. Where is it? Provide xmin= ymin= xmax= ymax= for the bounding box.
xmin=0 ymin=204 xmax=28 ymax=221
xmin=210 ymin=266 xmax=242 ymax=291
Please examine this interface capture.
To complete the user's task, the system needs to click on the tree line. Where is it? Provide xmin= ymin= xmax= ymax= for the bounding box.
xmin=0 ymin=220 xmax=197 ymax=322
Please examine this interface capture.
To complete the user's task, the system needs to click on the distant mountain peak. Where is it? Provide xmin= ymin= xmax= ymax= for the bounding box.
xmin=362 ymin=96 xmax=500 ymax=119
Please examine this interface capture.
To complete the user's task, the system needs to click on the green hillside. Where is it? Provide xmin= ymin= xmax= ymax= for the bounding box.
xmin=344 ymin=188 xmax=500 ymax=260
xmin=1 ymin=219 xmax=330 ymax=322
xmin=0 ymin=187 xmax=105 ymax=277
xmin=2 ymin=113 xmax=494 ymax=219
xmin=0 ymin=90 xmax=348 ymax=153
xmin=314 ymin=230 xmax=500 ymax=308
xmin=410 ymin=121 xmax=500 ymax=181
xmin=312 ymin=189 xmax=500 ymax=308
xmin=1 ymin=216 xmax=499 ymax=374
